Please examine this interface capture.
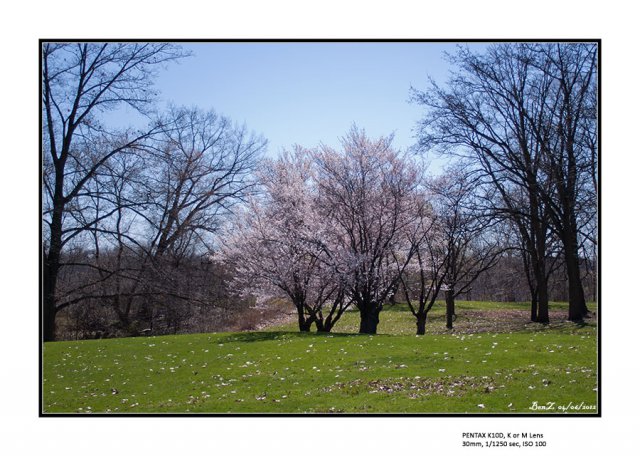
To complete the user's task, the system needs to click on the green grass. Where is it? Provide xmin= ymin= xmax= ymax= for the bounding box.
xmin=42 ymin=301 xmax=598 ymax=414
xmin=271 ymin=300 xmax=597 ymax=335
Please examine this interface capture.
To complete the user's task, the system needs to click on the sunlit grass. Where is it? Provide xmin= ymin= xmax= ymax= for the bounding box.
xmin=270 ymin=300 xmax=598 ymax=335
xmin=42 ymin=301 xmax=598 ymax=414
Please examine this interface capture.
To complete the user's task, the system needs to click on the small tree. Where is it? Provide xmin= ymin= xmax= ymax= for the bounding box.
xmin=428 ymin=168 xmax=503 ymax=329
xmin=395 ymin=193 xmax=449 ymax=335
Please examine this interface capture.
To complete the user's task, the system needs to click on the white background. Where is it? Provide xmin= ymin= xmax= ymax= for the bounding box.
xmin=0 ymin=1 xmax=635 ymax=454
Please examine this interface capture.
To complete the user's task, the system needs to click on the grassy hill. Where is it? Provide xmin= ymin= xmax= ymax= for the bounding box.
xmin=42 ymin=301 xmax=598 ymax=414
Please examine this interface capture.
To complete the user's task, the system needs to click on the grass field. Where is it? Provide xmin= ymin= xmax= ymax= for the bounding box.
xmin=42 ymin=301 xmax=598 ymax=414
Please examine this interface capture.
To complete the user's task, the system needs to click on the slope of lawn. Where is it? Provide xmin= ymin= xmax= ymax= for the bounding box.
xmin=42 ymin=301 xmax=598 ymax=414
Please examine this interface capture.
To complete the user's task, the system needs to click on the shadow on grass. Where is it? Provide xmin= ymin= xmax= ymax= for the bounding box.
xmin=217 ymin=330 xmax=374 ymax=344
xmin=566 ymin=319 xmax=597 ymax=329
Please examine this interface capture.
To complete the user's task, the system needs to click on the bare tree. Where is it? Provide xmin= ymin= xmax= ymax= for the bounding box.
xmin=413 ymin=43 xmax=597 ymax=323
xmin=428 ymin=168 xmax=503 ymax=329
xmin=527 ymin=43 xmax=597 ymax=320
xmin=49 ymin=104 xmax=265 ymax=338
xmin=142 ymin=106 xmax=266 ymax=260
xmin=395 ymin=193 xmax=449 ymax=335
xmin=413 ymin=44 xmax=562 ymax=323
xmin=126 ymin=106 xmax=265 ymax=332
xmin=42 ymin=42 xmax=188 ymax=341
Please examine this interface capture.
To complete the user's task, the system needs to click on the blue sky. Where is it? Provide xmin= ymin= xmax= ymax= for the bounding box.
xmin=147 ymin=42 xmax=474 ymax=156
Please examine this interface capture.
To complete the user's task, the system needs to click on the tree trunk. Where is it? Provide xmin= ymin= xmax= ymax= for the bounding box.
xmin=564 ymin=235 xmax=589 ymax=321
xmin=536 ymin=273 xmax=550 ymax=324
xmin=416 ymin=313 xmax=427 ymax=335
xmin=567 ymin=265 xmax=588 ymax=321
xmin=592 ymin=252 xmax=597 ymax=303
xmin=530 ymin=293 xmax=538 ymax=323
xmin=532 ymin=211 xmax=549 ymax=324
xmin=43 ymin=260 xmax=58 ymax=342
xmin=316 ymin=318 xmax=332 ymax=333
xmin=297 ymin=306 xmax=312 ymax=332
xmin=358 ymin=306 xmax=380 ymax=335
xmin=445 ymin=289 xmax=455 ymax=330
xmin=521 ymin=246 xmax=538 ymax=322
xmin=43 ymin=215 xmax=64 ymax=342
xmin=558 ymin=113 xmax=591 ymax=321
xmin=43 ymin=168 xmax=67 ymax=343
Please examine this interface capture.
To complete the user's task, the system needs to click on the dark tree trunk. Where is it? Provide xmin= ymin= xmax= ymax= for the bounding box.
xmin=531 ymin=210 xmax=549 ymax=324
xmin=43 ymin=151 xmax=68 ymax=343
xmin=591 ymin=254 xmax=597 ymax=303
xmin=445 ymin=289 xmax=455 ymax=330
xmin=299 ymin=321 xmax=312 ymax=332
xmin=358 ymin=306 xmax=380 ymax=335
xmin=536 ymin=272 xmax=550 ymax=324
xmin=530 ymin=293 xmax=538 ymax=322
xmin=567 ymin=265 xmax=588 ymax=320
xmin=297 ymin=307 xmax=312 ymax=332
xmin=557 ymin=108 xmax=591 ymax=321
xmin=416 ymin=313 xmax=427 ymax=335
xmin=43 ymin=259 xmax=58 ymax=342
xmin=43 ymin=202 xmax=64 ymax=342
xmin=315 ymin=319 xmax=332 ymax=333
xmin=564 ymin=232 xmax=589 ymax=321
xmin=523 ymin=255 xmax=538 ymax=322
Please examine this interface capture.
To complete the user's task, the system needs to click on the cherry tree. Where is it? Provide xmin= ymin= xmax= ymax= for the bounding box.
xmin=313 ymin=128 xmax=420 ymax=334
xmin=225 ymin=128 xmax=429 ymax=335
xmin=222 ymin=147 xmax=350 ymax=332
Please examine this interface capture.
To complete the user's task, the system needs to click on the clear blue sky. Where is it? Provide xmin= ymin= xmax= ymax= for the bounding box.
xmin=147 ymin=42 xmax=478 ymax=156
